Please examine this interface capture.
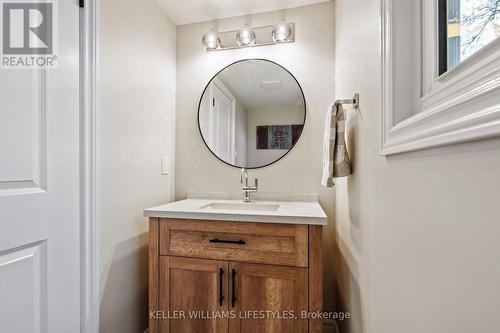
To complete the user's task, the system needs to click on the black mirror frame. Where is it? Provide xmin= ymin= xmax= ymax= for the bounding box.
xmin=197 ymin=58 xmax=307 ymax=169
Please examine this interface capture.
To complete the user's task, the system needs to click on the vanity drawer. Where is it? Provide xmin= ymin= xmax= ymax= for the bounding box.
xmin=159 ymin=219 xmax=308 ymax=267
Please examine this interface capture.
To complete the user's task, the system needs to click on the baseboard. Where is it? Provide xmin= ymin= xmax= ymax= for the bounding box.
xmin=324 ymin=319 xmax=339 ymax=333
xmin=139 ymin=315 xmax=339 ymax=332
xmin=145 ymin=322 xmax=335 ymax=333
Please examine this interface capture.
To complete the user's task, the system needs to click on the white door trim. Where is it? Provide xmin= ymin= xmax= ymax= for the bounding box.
xmin=213 ymin=78 xmax=236 ymax=164
xmin=80 ymin=0 xmax=99 ymax=332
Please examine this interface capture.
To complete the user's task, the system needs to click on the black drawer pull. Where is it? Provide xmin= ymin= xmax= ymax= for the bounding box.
xmin=231 ymin=269 xmax=237 ymax=307
xmin=219 ymin=268 xmax=224 ymax=306
xmin=209 ymin=239 xmax=246 ymax=245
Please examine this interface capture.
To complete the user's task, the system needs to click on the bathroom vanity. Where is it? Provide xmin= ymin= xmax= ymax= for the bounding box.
xmin=145 ymin=199 xmax=327 ymax=333
xmin=145 ymin=58 xmax=326 ymax=332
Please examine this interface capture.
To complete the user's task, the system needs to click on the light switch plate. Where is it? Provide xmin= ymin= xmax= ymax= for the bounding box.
xmin=161 ymin=156 xmax=168 ymax=175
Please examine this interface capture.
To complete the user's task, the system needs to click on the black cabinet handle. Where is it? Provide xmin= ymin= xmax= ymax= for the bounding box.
xmin=219 ymin=268 xmax=224 ymax=306
xmin=231 ymin=269 xmax=237 ymax=307
xmin=209 ymin=239 xmax=246 ymax=245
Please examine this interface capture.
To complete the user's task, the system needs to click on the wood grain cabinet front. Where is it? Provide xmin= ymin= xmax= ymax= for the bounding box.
xmin=228 ymin=262 xmax=308 ymax=333
xmin=158 ymin=257 xmax=228 ymax=333
xmin=159 ymin=219 xmax=309 ymax=267
xmin=149 ymin=218 xmax=322 ymax=333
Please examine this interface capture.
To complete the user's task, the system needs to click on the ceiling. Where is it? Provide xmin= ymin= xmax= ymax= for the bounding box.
xmin=155 ymin=0 xmax=331 ymax=26
xmin=217 ymin=60 xmax=305 ymax=111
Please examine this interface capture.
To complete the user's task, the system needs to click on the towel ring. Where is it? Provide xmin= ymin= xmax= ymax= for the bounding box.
xmin=334 ymin=93 xmax=359 ymax=110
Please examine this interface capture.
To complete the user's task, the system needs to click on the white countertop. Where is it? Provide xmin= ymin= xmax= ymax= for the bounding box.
xmin=144 ymin=199 xmax=327 ymax=225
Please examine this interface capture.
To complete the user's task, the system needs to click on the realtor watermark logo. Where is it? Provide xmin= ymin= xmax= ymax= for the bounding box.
xmin=1 ymin=0 xmax=58 ymax=69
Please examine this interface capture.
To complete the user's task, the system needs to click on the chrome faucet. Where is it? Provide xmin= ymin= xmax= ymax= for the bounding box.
xmin=240 ymin=168 xmax=258 ymax=202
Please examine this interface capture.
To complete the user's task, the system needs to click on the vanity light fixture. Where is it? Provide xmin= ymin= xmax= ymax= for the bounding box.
xmin=202 ymin=29 xmax=220 ymax=50
xmin=236 ymin=25 xmax=256 ymax=47
xmin=272 ymin=20 xmax=292 ymax=43
xmin=202 ymin=22 xmax=295 ymax=52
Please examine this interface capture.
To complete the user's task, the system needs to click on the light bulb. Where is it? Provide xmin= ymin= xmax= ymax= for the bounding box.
xmin=272 ymin=21 xmax=292 ymax=43
xmin=236 ymin=25 xmax=256 ymax=47
xmin=202 ymin=29 xmax=220 ymax=50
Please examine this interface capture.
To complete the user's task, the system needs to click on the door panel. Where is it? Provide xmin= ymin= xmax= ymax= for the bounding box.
xmin=211 ymin=83 xmax=235 ymax=164
xmin=0 ymin=71 xmax=45 ymax=191
xmin=0 ymin=242 xmax=46 ymax=332
xmin=0 ymin=0 xmax=81 ymax=332
xmin=159 ymin=257 xmax=229 ymax=333
xmin=229 ymin=263 xmax=308 ymax=333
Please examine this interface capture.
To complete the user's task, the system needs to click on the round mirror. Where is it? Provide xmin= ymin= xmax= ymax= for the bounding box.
xmin=198 ymin=59 xmax=306 ymax=169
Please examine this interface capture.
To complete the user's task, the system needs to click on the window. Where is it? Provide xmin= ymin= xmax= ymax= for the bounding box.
xmin=439 ymin=0 xmax=500 ymax=74
xmin=381 ymin=0 xmax=500 ymax=155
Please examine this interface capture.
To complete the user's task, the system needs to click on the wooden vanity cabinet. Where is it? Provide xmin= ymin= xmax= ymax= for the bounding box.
xmin=149 ymin=218 xmax=323 ymax=333
xmin=158 ymin=257 xmax=228 ymax=333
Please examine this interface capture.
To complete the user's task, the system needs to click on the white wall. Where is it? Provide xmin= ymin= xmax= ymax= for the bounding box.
xmin=175 ymin=2 xmax=337 ymax=310
xmin=98 ymin=0 xmax=176 ymax=332
xmin=334 ymin=1 xmax=500 ymax=332
xmin=246 ymin=107 xmax=304 ymax=168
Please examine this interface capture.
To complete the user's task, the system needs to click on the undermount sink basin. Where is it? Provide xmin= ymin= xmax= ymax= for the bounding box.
xmin=201 ymin=202 xmax=280 ymax=212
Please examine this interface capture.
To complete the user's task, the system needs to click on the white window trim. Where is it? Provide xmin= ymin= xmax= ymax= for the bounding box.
xmin=381 ymin=0 xmax=500 ymax=155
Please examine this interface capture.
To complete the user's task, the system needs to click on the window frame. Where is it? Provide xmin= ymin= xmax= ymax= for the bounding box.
xmin=438 ymin=0 xmax=448 ymax=75
xmin=381 ymin=0 xmax=500 ymax=155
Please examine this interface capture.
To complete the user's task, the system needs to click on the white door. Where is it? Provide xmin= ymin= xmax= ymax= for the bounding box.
xmin=211 ymin=83 xmax=235 ymax=164
xmin=0 ymin=1 xmax=81 ymax=332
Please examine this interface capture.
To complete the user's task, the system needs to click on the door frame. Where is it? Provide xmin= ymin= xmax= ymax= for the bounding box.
xmin=81 ymin=0 xmax=99 ymax=332
xmin=208 ymin=78 xmax=236 ymax=165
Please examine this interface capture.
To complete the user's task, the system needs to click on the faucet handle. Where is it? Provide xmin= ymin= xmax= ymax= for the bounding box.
xmin=254 ymin=178 xmax=258 ymax=188
xmin=240 ymin=168 xmax=245 ymax=184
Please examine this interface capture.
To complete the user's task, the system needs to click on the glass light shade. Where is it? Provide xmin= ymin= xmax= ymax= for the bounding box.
xmin=272 ymin=21 xmax=292 ymax=43
xmin=236 ymin=25 xmax=256 ymax=47
xmin=202 ymin=30 xmax=220 ymax=50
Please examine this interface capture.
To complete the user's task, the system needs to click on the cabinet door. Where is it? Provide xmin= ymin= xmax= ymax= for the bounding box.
xmin=159 ymin=257 xmax=229 ymax=333
xmin=228 ymin=263 xmax=308 ymax=333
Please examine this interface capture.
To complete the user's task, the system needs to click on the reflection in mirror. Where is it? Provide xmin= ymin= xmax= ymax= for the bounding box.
xmin=198 ymin=59 xmax=306 ymax=169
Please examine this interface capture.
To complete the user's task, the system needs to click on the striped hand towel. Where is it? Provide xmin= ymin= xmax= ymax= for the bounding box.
xmin=321 ymin=102 xmax=352 ymax=187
